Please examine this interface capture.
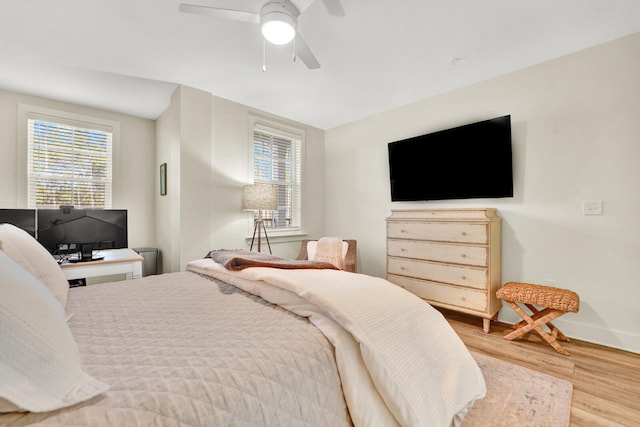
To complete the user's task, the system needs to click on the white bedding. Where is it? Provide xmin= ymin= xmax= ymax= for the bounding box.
xmin=187 ymin=259 xmax=486 ymax=427
xmin=0 ymin=272 xmax=351 ymax=427
xmin=1 ymin=256 xmax=485 ymax=427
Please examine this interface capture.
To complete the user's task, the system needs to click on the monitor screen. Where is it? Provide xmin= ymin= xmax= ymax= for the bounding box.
xmin=37 ymin=208 xmax=127 ymax=254
xmin=0 ymin=209 xmax=36 ymax=237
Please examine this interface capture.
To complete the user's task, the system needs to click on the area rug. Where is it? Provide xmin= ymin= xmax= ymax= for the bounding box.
xmin=461 ymin=352 xmax=573 ymax=427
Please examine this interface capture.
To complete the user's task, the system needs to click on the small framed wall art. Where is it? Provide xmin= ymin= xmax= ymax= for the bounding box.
xmin=160 ymin=163 xmax=167 ymax=196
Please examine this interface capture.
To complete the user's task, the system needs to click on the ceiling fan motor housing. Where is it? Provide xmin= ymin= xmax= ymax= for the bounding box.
xmin=260 ymin=0 xmax=299 ymax=45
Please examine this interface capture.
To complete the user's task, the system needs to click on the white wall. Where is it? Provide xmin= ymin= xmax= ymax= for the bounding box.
xmin=0 ymin=85 xmax=326 ymax=274
xmin=324 ymin=33 xmax=640 ymax=353
xmin=156 ymin=86 xmax=327 ymax=272
xmin=4 ymin=34 xmax=636 ymax=353
xmin=155 ymin=88 xmax=181 ymax=273
xmin=0 ymin=89 xmax=157 ymax=249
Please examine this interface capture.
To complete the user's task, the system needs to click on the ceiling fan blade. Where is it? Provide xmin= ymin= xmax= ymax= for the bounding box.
xmin=295 ymin=34 xmax=320 ymax=69
xmin=178 ymin=3 xmax=260 ymax=24
xmin=321 ymin=0 xmax=345 ymax=16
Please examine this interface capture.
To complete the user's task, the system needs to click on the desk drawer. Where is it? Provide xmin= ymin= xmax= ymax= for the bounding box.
xmin=387 ymin=257 xmax=487 ymax=289
xmin=387 ymin=221 xmax=488 ymax=244
xmin=388 ymin=274 xmax=487 ymax=312
xmin=387 ymin=239 xmax=488 ymax=266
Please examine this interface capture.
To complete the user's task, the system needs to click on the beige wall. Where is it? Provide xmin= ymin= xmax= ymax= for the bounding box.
xmin=155 ymin=87 xmax=182 ymax=273
xmin=4 ymin=33 xmax=636 ymax=353
xmin=324 ymin=32 xmax=640 ymax=353
xmin=0 ymin=89 xmax=156 ymax=249
xmin=156 ymin=86 xmax=327 ymax=272
xmin=0 ymin=85 xmax=326 ymax=274
xmin=155 ymin=85 xmax=214 ymax=271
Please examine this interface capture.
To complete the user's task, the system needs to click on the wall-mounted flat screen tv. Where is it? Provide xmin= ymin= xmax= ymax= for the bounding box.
xmin=388 ymin=115 xmax=513 ymax=201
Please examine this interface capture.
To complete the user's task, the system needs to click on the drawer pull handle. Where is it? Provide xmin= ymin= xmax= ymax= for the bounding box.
xmin=400 ymin=267 xmax=406 ymax=270
xmin=461 ymin=232 xmax=467 ymax=236
xmin=461 ymin=254 xmax=467 ymax=258
xmin=401 ymin=248 xmax=407 ymax=252
xmin=461 ymin=275 xmax=466 ymax=280
xmin=401 ymin=229 xmax=407 ymax=233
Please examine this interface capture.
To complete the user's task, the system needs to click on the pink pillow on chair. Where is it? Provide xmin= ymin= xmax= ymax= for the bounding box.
xmin=311 ymin=237 xmax=347 ymax=270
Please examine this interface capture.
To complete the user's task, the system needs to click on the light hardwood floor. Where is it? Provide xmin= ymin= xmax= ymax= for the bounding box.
xmin=440 ymin=309 xmax=640 ymax=427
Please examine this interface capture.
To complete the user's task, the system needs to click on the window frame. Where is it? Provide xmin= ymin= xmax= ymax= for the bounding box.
xmin=248 ymin=116 xmax=304 ymax=237
xmin=17 ymin=104 xmax=120 ymax=209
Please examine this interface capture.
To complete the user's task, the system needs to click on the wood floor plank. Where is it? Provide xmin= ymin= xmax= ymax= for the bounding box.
xmin=571 ymin=389 xmax=639 ymax=426
xmin=570 ymin=405 xmax=627 ymax=427
xmin=573 ymin=366 xmax=640 ymax=410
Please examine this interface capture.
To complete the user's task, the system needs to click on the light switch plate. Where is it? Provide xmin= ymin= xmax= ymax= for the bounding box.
xmin=582 ymin=200 xmax=603 ymax=215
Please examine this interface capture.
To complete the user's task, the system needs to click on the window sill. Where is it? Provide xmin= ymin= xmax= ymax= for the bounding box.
xmin=244 ymin=229 xmax=308 ymax=244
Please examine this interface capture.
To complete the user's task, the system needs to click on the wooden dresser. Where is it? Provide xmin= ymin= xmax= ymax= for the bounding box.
xmin=386 ymin=209 xmax=502 ymax=332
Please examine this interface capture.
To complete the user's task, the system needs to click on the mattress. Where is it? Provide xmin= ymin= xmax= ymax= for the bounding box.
xmin=0 ymin=271 xmax=351 ymax=426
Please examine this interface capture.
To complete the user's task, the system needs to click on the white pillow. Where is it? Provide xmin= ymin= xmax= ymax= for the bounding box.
xmin=0 ymin=223 xmax=69 ymax=308
xmin=0 ymin=250 xmax=109 ymax=413
xmin=307 ymin=239 xmax=349 ymax=267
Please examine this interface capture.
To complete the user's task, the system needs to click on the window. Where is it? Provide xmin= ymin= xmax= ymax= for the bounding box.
xmin=251 ymin=122 xmax=302 ymax=232
xmin=27 ymin=116 xmax=113 ymax=209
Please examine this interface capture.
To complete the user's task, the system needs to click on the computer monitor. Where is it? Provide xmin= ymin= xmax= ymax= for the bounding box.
xmin=0 ymin=209 xmax=36 ymax=237
xmin=37 ymin=208 xmax=127 ymax=254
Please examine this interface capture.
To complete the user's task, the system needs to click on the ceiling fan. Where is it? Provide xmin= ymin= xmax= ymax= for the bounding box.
xmin=179 ymin=0 xmax=344 ymax=70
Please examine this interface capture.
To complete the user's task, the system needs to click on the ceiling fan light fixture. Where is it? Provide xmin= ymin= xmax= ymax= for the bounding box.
xmin=262 ymin=19 xmax=295 ymax=45
xmin=260 ymin=1 xmax=297 ymax=45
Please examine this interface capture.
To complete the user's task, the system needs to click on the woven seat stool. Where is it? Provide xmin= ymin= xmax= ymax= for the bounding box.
xmin=496 ymin=282 xmax=580 ymax=355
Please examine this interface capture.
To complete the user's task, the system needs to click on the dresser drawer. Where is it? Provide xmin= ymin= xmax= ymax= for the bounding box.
xmin=387 ymin=257 xmax=488 ymax=289
xmin=387 ymin=239 xmax=488 ymax=266
xmin=387 ymin=221 xmax=488 ymax=244
xmin=388 ymin=274 xmax=487 ymax=312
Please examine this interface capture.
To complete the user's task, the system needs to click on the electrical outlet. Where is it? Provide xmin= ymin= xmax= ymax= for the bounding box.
xmin=582 ymin=200 xmax=603 ymax=215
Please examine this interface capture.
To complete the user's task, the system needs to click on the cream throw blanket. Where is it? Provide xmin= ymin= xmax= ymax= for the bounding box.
xmin=186 ymin=259 xmax=485 ymax=427
xmin=313 ymin=237 xmax=345 ymax=270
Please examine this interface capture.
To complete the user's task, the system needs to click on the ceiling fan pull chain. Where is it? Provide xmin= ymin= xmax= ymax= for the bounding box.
xmin=262 ymin=38 xmax=267 ymax=72
xmin=292 ymin=33 xmax=297 ymax=63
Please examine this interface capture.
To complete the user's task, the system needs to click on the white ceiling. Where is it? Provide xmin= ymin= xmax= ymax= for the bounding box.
xmin=1 ymin=0 xmax=639 ymax=130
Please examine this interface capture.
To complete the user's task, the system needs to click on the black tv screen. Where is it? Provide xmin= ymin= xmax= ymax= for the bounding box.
xmin=37 ymin=208 xmax=128 ymax=254
xmin=388 ymin=115 xmax=513 ymax=201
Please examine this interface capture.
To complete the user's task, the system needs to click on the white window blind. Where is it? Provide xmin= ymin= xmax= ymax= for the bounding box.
xmin=27 ymin=118 xmax=113 ymax=209
xmin=252 ymin=124 xmax=302 ymax=230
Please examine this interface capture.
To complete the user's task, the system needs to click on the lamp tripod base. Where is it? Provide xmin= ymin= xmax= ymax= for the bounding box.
xmin=249 ymin=216 xmax=272 ymax=254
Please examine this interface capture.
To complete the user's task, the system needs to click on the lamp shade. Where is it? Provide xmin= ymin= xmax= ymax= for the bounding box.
xmin=242 ymin=184 xmax=277 ymax=211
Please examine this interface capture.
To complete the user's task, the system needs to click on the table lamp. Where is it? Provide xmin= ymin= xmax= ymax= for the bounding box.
xmin=242 ymin=184 xmax=277 ymax=253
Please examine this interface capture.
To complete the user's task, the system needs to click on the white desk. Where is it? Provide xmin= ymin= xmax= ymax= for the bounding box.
xmin=60 ymin=248 xmax=143 ymax=281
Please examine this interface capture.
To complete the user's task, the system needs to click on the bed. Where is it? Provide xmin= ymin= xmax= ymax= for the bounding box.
xmin=0 ymin=225 xmax=486 ymax=427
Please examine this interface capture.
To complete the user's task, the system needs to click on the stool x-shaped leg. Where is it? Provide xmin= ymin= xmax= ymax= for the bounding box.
xmin=503 ymin=301 xmax=571 ymax=355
